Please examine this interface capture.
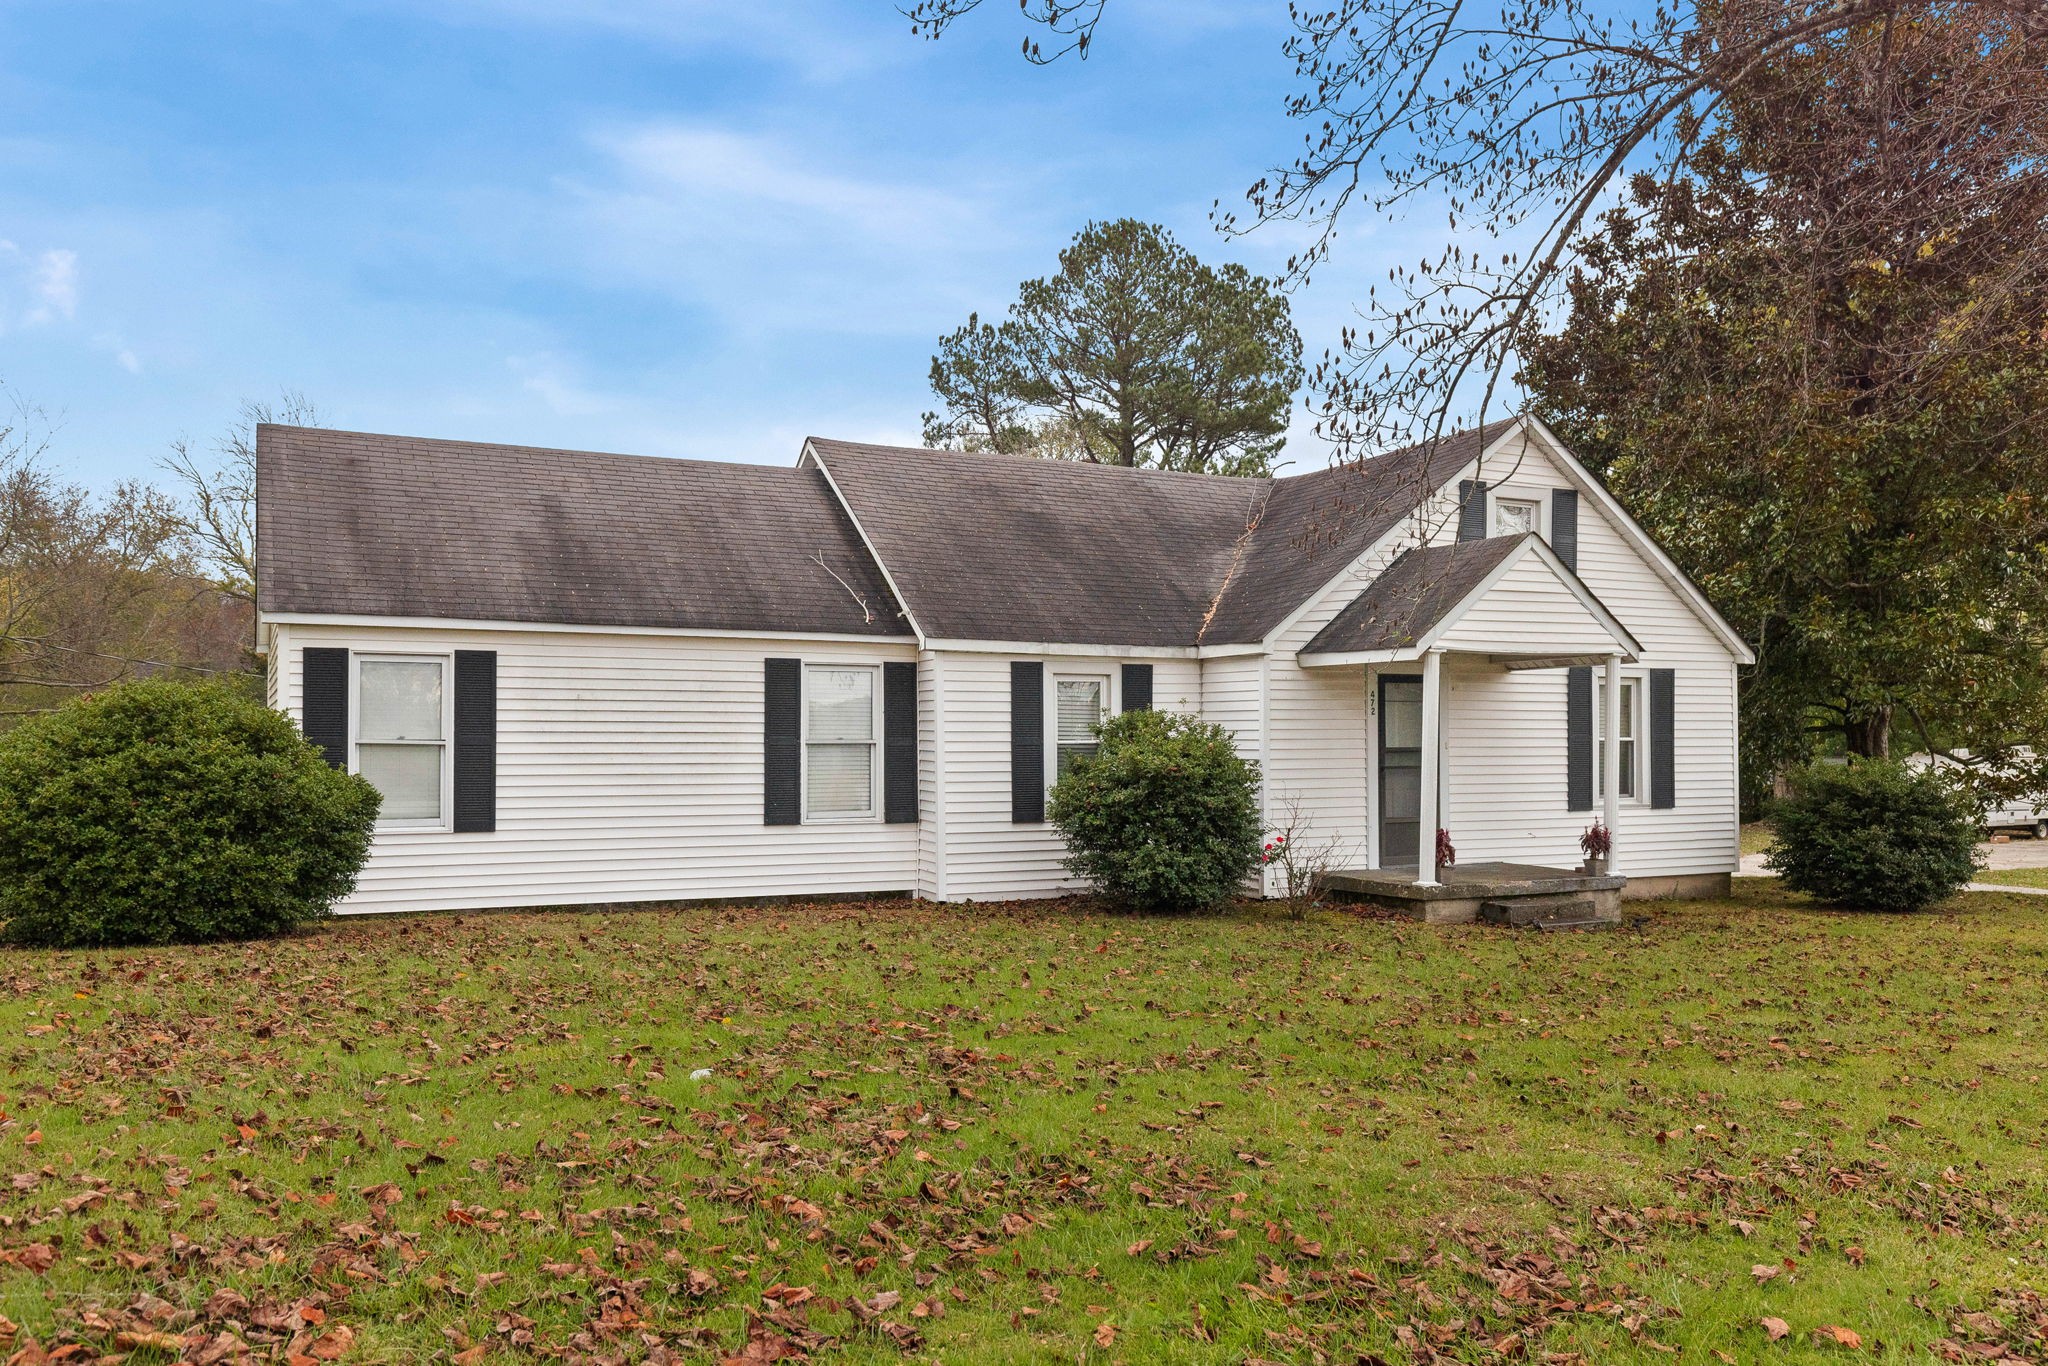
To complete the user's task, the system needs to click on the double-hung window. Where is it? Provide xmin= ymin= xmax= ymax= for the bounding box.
xmin=356 ymin=656 xmax=450 ymax=828
xmin=1054 ymin=675 xmax=1109 ymax=778
xmin=804 ymin=665 xmax=878 ymax=820
xmin=1595 ymin=677 xmax=1641 ymax=800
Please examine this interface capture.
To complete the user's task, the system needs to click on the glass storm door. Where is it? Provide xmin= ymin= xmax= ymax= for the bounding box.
xmin=1378 ymin=675 xmax=1423 ymax=864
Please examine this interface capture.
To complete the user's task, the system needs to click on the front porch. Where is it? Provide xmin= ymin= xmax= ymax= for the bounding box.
xmin=1294 ymin=532 xmax=1647 ymax=923
xmin=1325 ymin=860 xmax=1625 ymax=927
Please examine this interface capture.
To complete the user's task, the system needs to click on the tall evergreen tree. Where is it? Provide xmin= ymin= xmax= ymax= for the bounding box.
xmin=924 ymin=219 xmax=1302 ymax=476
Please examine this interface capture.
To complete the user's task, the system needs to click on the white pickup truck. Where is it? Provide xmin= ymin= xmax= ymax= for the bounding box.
xmin=1909 ymin=750 xmax=2048 ymax=838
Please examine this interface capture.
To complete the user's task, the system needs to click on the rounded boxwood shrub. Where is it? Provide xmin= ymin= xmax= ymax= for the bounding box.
xmin=1047 ymin=708 xmax=1262 ymax=912
xmin=1764 ymin=759 xmax=1981 ymax=912
xmin=0 ymin=678 xmax=381 ymax=947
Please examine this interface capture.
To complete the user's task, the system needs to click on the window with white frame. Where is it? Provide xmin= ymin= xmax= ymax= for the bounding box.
xmin=1494 ymin=496 xmax=1540 ymax=538
xmin=804 ymin=665 xmax=878 ymax=820
xmin=1595 ymin=677 xmax=1642 ymax=800
xmin=1054 ymin=675 xmax=1109 ymax=778
xmin=356 ymin=656 xmax=449 ymax=827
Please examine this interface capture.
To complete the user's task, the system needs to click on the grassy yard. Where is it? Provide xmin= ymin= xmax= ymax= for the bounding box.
xmin=1 ymin=884 xmax=2043 ymax=1365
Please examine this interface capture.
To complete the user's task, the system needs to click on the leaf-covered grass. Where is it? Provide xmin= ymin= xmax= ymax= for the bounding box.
xmin=1 ymin=881 xmax=2043 ymax=1364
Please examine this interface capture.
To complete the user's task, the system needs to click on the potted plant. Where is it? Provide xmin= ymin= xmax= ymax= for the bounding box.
xmin=1579 ymin=822 xmax=1612 ymax=875
xmin=1435 ymin=826 xmax=1457 ymax=870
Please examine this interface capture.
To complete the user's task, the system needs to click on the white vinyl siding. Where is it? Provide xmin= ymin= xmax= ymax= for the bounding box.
xmin=1432 ymin=550 xmax=1626 ymax=656
xmin=1268 ymin=426 xmax=1740 ymax=881
xmin=921 ymin=653 xmax=1200 ymax=902
xmin=281 ymin=626 xmax=919 ymax=913
xmin=916 ymin=649 xmax=945 ymax=901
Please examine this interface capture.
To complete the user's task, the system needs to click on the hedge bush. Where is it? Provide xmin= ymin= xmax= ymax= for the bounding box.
xmin=1047 ymin=708 xmax=1262 ymax=912
xmin=1765 ymin=759 xmax=1981 ymax=912
xmin=0 ymin=678 xmax=381 ymax=947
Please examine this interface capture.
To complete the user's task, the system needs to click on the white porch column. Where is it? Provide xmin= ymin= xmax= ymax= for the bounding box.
xmin=1417 ymin=649 xmax=1443 ymax=886
xmin=1363 ymin=665 xmax=1380 ymax=871
xmin=1602 ymin=652 xmax=1622 ymax=874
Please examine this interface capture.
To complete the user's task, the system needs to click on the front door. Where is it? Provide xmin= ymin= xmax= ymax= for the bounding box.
xmin=1378 ymin=675 xmax=1423 ymax=864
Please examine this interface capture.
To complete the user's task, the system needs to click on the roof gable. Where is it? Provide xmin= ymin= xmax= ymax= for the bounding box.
xmin=1300 ymin=533 xmax=1640 ymax=661
xmin=256 ymin=426 xmax=910 ymax=637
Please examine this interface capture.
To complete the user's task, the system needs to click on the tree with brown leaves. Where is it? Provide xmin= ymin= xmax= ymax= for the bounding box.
xmin=906 ymin=0 xmax=2047 ymax=457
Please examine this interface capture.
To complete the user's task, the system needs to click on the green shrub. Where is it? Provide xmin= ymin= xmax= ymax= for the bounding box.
xmin=1047 ymin=709 xmax=1262 ymax=912
xmin=0 ymin=678 xmax=380 ymax=947
xmin=1765 ymin=759 xmax=1981 ymax=912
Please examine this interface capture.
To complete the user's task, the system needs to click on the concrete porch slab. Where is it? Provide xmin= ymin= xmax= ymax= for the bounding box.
xmin=1325 ymin=861 xmax=1625 ymax=926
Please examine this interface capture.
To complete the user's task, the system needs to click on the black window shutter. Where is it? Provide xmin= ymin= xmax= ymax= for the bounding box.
xmin=764 ymin=658 xmax=802 ymax=826
xmin=883 ymin=661 xmax=918 ymax=824
xmin=1551 ymin=488 xmax=1579 ymax=571
xmin=1120 ymin=663 xmax=1153 ymax=712
xmin=452 ymin=650 xmax=497 ymax=833
xmin=1566 ymin=665 xmax=1594 ymax=811
xmin=1011 ymin=661 xmax=1045 ymax=823
xmin=301 ymin=648 xmax=348 ymax=769
xmin=1650 ymin=668 xmax=1676 ymax=809
xmin=1457 ymin=479 xmax=1489 ymax=541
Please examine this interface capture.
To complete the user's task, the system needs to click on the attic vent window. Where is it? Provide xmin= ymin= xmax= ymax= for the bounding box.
xmin=1494 ymin=498 xmax=1539 ymax=538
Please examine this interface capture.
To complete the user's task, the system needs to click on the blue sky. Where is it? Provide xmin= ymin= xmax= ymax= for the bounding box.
xmin=1 ymin=0 xmax=1435 ymax=486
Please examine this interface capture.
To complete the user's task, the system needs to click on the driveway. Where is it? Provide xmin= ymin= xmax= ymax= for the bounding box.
xmin=1739 ymin=834 xmax=2048 ymax=893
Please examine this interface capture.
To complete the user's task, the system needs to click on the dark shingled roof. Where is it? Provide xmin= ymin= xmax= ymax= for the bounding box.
xmin=256 ymin=426 xmax=910 ymax=637
xmin=1299 ymin=535 xmax=1528 ymax=655
xmin=809 ymin=421 xmax=1509 ymax=646
xmin=1200 ymin=423 xmax=1506 ymax=644
xmin=807 ymin=439 xmax=1267 ymax=647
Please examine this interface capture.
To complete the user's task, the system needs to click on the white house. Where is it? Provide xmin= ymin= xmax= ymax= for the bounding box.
xmin=255 ymin=416 xmax=1752 ymax=916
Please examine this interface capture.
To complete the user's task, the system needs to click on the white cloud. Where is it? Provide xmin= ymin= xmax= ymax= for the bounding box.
xmin=553 ymin=120 xmax=1032 ymax=335
xmin=29 ymin=248 xmax=77 ymax=323
xmin=508 ymin=353 xmax=621 ymax=419
xmin=0 ymin=240 xmax=80 ymax=329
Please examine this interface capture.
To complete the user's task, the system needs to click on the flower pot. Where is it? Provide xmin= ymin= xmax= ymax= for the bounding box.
xmin=1582 ymin=855 xmax=1609 ymax=877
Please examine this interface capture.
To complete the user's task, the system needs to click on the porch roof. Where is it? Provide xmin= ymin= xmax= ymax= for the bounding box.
xmin=1297 ymin=532 xmax=1641 ymax=666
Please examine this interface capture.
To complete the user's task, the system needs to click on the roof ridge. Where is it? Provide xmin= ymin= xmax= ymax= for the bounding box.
xmin=1265 ymin=416 xmax=1520 ymax=487
xmin=806 ymin=436 xmax=1280 ymax=489
xmin=261 ymin=424 xmax=818 ymax=480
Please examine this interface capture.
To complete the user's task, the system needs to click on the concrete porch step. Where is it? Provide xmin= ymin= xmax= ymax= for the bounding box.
xmin=1326 ymin=862 xmax=1625 ymax=925
xmin=1478 ymin=895 xmax=1619 ymax=928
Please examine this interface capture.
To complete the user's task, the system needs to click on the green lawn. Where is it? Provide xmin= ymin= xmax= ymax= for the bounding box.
xmin=1 ymin=883 xmax=2044 ymax=1364
xmin=1739 ymin=821 xmax=1776 ymax=856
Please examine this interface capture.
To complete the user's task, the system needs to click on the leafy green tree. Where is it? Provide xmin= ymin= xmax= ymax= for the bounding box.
xmin=1521 ymin=16 xmax=2048 ymax=799
xmin=923 ymin=219 xmax=1302 ymax=476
